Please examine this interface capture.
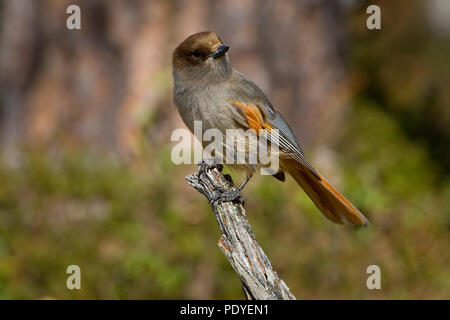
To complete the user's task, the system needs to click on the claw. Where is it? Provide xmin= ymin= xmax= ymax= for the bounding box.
xmin=197 ymin=159 xmax=251 ymax=206
xmin=223 ymin=174 xmax=234 ymax=186
xmin=198 ymin=158 xmax=223 ymax=175
xmin=210 ymin=188 xmax=244 ymax=204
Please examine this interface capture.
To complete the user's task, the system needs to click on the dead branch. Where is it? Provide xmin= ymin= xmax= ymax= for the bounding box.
xmin=185 ymin=159 xmax=296 ymax=300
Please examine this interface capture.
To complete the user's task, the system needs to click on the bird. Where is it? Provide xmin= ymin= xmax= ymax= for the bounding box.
xmin=172 ymin=31 xmax=369 ymax=226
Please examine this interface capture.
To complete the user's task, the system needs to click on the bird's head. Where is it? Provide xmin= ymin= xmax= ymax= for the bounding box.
xmin=173 ymin=31 xmax=231 ymax=84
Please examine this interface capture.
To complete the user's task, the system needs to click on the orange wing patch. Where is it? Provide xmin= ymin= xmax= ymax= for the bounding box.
xmin=231 ymin=101 xmax=273 ymax=131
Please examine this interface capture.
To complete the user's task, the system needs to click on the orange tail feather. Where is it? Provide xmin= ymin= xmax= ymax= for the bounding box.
xmin=283 ymin=160 xmax=369 ymax=226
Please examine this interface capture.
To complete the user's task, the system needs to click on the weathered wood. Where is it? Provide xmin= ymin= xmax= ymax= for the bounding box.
xmin=185 ymin=159 xmax=296 ymax=300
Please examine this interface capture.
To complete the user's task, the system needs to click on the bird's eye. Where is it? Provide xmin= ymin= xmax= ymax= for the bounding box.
xmin=191 ymin=51 xmax=202 ymax=59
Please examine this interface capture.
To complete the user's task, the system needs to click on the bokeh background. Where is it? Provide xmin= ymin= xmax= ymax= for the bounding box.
xmin=0 ymin=0 xmax=449 ymax=299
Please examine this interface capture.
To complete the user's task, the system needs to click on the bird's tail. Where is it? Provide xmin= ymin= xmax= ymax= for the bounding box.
xmin=283 ymin=159 xmax=369 ymax=226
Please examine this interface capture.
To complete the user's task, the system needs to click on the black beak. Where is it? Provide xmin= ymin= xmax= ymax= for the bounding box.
xmin=210 ymin=45 xmax=229 ymax=59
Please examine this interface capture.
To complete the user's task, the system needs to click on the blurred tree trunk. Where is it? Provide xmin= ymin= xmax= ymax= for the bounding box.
xmin=0 ymin=0 xmax=351 ymax=162
xmin=0 ymin=0 xmax=174 ymax=160
xmin=210 ymin=0 xmax=352 ymax=149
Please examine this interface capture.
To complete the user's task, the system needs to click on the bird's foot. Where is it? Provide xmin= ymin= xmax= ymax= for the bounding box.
xmin=197 ymin=158 xmax=245 ymax=205
xmin=210 ymin=185 xmax=245 ymax=205
xmin=198 ymin=158 xmax=223 ymax=176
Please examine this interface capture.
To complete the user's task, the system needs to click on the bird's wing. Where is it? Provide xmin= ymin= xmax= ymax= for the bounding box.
xmin=229 ymin=100 xmax=319 ymax=178
xmin=227 ymin=70 xmax=319 ymax=177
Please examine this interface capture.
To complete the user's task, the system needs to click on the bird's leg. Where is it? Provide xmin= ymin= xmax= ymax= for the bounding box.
xmin=211 ymin=172 xmax=253 ymax=204
xmin=198 ymin=158 xmax=223 ymax=176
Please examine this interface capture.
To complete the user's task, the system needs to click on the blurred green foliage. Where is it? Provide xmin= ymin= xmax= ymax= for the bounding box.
xmin=0 ymin=101 xmax=449 ymax=299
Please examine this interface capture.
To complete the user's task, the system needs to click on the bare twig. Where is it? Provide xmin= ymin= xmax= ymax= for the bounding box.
xmin=185 ymin=159 xmax=296 ymax=300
